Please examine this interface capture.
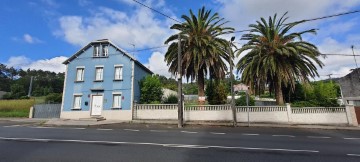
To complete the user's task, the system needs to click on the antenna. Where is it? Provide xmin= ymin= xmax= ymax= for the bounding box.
xmin=130 ymin=43 xmax=135 ymax=57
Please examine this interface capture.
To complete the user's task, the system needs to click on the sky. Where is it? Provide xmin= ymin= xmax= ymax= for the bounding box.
xmin=1 ymin=0 xmax=360 ymax=81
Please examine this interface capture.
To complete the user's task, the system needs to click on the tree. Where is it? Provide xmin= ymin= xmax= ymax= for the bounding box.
xmin=206 ymin=80 xmax=227 ymax=105
xmin=164 ymin=7 xmax=234 ymax=103
xmin=139 ymin=75 xmax=163 ymax=104
xmin=236 ymin=12 xmax=324 ymax=105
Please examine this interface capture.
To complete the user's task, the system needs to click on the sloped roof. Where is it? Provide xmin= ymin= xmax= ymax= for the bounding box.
xmin=62 ymin=39 xmax=152 ymax=74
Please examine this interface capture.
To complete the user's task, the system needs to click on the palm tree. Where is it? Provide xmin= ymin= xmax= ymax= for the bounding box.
xmin=236 ymin=12 xmax=324 ymax=105
xmin=164 ymin=7 xmax=234 ymax=102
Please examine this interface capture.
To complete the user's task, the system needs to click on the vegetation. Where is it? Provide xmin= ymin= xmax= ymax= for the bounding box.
xmin=139 ymin=75 xmax=163 ymax=104
xmin=235 ymin=95 xmax=255 ymax=106
xmin=0 ymin=99 xmax=35 ymax=117
xmin=45 ymin=93 xmax=63 ymax=104
xmin=163 ymin=94 xmax=178 ymax=104
xmin=206 ymin=80 xmax=227 ymax=105
xmin=236 ymin=12 xmax=324 ymax=105
xmin=0 ymin=63 xmax=64 ymax=99
xmin=164 ymin=7 xmax=234 ymax=102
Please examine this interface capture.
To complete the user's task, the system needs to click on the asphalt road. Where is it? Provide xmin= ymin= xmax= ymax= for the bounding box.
xmin=0 ymin=121 xmax=360 ymax=162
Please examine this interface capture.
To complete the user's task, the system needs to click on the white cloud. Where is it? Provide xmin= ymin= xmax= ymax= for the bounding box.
xmin=5 ymin=56 xmax=67 ymax=73
xmin=144 ymin=51 xmax=172 ymax=78
xmin=56 ymin=3 xmax=174 ymax=49
xmin=11 ymin=34 xmax=43 ymax=44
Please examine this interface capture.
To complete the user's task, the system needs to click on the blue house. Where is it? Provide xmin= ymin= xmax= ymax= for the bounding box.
xmin=60 ymin=39 xmax=152 ymax=120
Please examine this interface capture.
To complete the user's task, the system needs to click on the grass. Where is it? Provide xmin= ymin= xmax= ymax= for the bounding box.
xmin=32 ymin=96 xmax=46 ymax=104
xmin=0 ymin=99 xmax=35 ymax=117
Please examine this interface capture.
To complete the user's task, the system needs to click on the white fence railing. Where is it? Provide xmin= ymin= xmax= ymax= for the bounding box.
xmin=133 ymin=104 xmax=353 ymax=125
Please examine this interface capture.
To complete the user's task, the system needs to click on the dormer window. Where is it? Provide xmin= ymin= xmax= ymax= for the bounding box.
xmin=93 ymin=45 xmax=100 ymax=57
xmin=102 ymin=45 xmax=109 ymax=56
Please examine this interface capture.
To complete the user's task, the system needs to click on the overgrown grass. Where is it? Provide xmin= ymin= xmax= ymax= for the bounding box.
xmin=32 ymin=96 xmax=46 ymax=104
xmin=0 ymin=99 xmax=35 ymax=117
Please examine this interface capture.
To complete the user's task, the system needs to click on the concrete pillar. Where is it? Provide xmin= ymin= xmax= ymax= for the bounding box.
xmin=345 ymin=104 xmax=358 ymax=126
xmin=29 ymin=106 xmax=34 ymax=118
xmin=286 ymin=103 xmax=292 ymax=123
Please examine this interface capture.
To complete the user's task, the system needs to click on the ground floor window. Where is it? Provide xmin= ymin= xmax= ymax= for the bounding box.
xmin=73 ymin=95 xmax=82 ymax=109
xmin=112 ymin=93 xmax=122 ymax=109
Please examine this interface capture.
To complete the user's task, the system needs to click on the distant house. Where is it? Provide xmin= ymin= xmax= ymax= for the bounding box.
xmin=338 ymin=68 xmax=360 ymax=106
xmin=233 ymin=83 xmax=249 ymax=93
xmin=60 ymin=39 xmax=152 ymax=120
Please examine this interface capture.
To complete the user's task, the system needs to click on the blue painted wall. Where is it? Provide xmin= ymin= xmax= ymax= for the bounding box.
xmin=63 ymin=43 xmax=136 ymax=112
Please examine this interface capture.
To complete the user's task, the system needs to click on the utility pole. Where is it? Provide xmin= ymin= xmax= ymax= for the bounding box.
xmin=351 ymin=45 xmax=359 ymax=69
xmin=246 ymin=88 xmax=250 ymax=127
xmin=177 ymin=33 xmax=183 ymax=128
xmin=27 ymin=76 xmax=34 ymax=97
xmin=229 ymin=36 xmax=237 ymax=127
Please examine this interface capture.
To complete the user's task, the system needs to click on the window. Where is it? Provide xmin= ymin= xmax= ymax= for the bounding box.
xmin=73 ymin=95 xmax=82 ymax=109
xmin=95 ymin=67 xmax=103 ymax=81
xmin=114 ymin=65 xmax=123 ymax=80
xmin=76 ymin=68 xmax=84 ymax=81
xmin=102 ymin=45 xmax=109 ymax=56
xmin=112 ymin=93 xmax=122 ymax=108
xmin=93 ymin=45 xmax=100 ymax=57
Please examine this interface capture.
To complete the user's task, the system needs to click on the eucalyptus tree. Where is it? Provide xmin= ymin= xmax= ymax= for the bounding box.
xmin=236 ymin=13 xmax=324 ymax=105
xmin=164 ymin=7 xmax=234 ymax=103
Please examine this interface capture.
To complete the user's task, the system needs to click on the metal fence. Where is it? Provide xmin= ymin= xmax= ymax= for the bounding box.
xmin=33 ymin=104 xmax=61 ymax=118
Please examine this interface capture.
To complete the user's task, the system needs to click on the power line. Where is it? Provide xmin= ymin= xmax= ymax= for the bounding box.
xmin=132 ymin=0 xmax=182 ymax=23
xmin=128 ymin=45 xmax=169 ymax=53
xmin=320 ymin=53 xmax=360 ymax=56
xmin=287 ymin=10 xmax=360 ymax=24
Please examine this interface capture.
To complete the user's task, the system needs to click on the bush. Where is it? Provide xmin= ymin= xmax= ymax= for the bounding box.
xmin=206 ymin=80 xmax=227 ymax=105
xmin=20 ymin=96 xmax=30 ymax=99
xmin=291 ymin=100 xmax=318 ymax=107
xmin=291 ymin=99 xmax=339 ymax=107
xmin=140 ymin=75 xmax=163 ymax=104
xmin=235 ymin=95 xmax=255 ymax=106
xmin=45 ymin=93 xmax=62 ymax=103
xmin=163 ymin=94 xmax=178 ymax=104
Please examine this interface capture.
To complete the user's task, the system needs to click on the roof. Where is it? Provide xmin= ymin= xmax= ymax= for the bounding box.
xmin=62 ymin=39 xmax=153 ymax=74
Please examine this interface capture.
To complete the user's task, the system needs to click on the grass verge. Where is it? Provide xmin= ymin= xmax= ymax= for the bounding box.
xmin=0 ymin=99 xmax=35 ymax=117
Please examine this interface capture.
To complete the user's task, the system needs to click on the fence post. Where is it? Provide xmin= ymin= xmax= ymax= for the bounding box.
xmin=286 ymin=103 xmax=292 ymax=123
xmin=132 ymin=102 xmax=137 ymax=120
xmin=29 ymin=106 xmax=34 ymax=118
xmin=345 ymin=104 xmax=358 ymax=126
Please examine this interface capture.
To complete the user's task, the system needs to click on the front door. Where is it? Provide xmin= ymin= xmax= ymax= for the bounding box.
xmin=91 ymin=95 xmax=103 ymax=116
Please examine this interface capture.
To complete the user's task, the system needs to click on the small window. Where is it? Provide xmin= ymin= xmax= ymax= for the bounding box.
xmin=76 ymin=68 xmax=84 ymax=81
xmin=112 ymin=94 xmax=122 ymax=108
xmin=95 ymin=67 xmax=103 ymax=81
xmin=73 ymin=95 xmax=82 ymax=109
xmin=93 ymin=45 xmax=100 ymax=57
xmin=102 ymin=45 xmax=109 ymax=56
xmin=114 ymin=65 xmax=123 ymax=80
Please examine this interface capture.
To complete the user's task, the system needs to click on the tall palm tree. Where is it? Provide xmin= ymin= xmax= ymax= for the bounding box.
xmin=236 ymin=12 xmax=324 ymax=105
xmin=164 ymin=7 xmax=234 ymax=102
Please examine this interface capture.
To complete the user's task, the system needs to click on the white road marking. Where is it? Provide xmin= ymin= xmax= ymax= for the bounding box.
xmin=181 ymin=131 xmax=198 ymax=134
xmin=124 ymin=129 xmax=140 ymax=132
xmin=0 ymin=137 xmax=319 ymax=153
xmin=30 ymin=127 xmax=55 ymax=129
xmin=67 ymin=128 xmax=86 ymax=130
xmin=150 ymin=130 xmax=168 ymax=132
xmin=3 ymin=125 xmax=21 ymax=127
xmin=344 ymin=138 xmax=360 ymax=140
xmin=307 ymin=136 xmax=331 ymax=139
xmin=97 ymin=129 xmax=113 ymax=131
xmin=242 ymin=133 xmax=259 ymax=136
xmin=272 ymin=135 xmax=295 ymax=138
xmin=210 ymin=132 xmax=226 ymax=135
xmin=347 ymin=154 xmax=360 ymax=157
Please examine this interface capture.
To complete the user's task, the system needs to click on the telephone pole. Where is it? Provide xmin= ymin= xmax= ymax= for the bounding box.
xmin=228 ymin=36 xmax=237 ymax=127
xmin=177 ymin=33 xmax=183 ymax=128
xmin=27 ymin=76 xmax=34 ymax=97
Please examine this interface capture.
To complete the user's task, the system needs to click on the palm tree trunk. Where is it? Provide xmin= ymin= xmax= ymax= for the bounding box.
xmin=197 ymin=72 xmax=205 ymax=104
xmin=275 ymin=80 xmax=284 ymax=105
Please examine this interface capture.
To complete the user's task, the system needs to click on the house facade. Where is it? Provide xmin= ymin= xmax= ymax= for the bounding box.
xmin=60 ymin=39 xmax=152 ymax=120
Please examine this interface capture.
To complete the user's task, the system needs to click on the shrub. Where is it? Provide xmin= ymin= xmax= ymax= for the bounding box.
xmin=140 ymin=75 xmax=163 ymax=104
xmin=206 ymin=80 xmax=227 ymax=105
xmin=235 ymin=95 xmax=255 ymax=106
xmin=45 ymin=93 xmax=63 ymax=103
xmin=163 ymin=94 xmax=178 ymax=104
xmin=20 ymin=96 xmax=30 ymax=99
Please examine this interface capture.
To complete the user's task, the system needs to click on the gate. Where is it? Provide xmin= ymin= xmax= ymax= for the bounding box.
xmin=355 ymin=106 xmax=360 ymax=124
xmin=33 ymin=104 xmax=61 ymax=118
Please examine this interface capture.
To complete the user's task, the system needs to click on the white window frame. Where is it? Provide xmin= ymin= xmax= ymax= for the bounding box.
xmin=112 ymin=92 xmax=122 ymax=109
xmin=102 ymin=45 xmax=109 ymax=56
xmin=95 ymin=66 xmax=104 ymax=81
xmin=93 ymin=45 xmax=100 ymax=57
xmin=72 ymin=94 xmax=82 ymax=110
xmin=76 ymin=66 xmax=85 ymax=82
xmin=114 ymin=64 xmax=123 ymax=80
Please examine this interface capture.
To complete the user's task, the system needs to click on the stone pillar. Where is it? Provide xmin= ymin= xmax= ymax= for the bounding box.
xmin=345 ymin=104 xmax=358 ymax=126
xmin=29 ymin=106 xmax=34 ymax=118
xmin=286 ymin=103 xmax=292 ymax=123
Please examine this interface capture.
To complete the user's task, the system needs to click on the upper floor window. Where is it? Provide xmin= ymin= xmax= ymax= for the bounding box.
xmin=93 ymin=45 xmax=100 ymax=57
xmin=114 ymin=65 xmax=123 ymax=80
xmin=95 ymin=66 xmax=104 ymax=81
xmin=102 ymin=45 xmax=109 ymax=56
xmin=76 ymin=67 xmax=84 ymax=81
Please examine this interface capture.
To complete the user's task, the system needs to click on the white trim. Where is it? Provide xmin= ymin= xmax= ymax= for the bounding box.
xmin=114 ymin=64 xmax=124 ymax=67
xmin=95 ymin=66 xmax=104 ymax=81
xmin=73 ymin=93 xmax=83 ymax=96
xmin=112 ymin=93 xmax=122 ymax=109
xmin=90 ymin=94 xmax=104 ymax=116
xmin=76 ymin=66 xmax=85 ymax=68
xmin=60 ymin=64 xmax=68 ymax=113
xmin=95 ymin=65 xmax=104 ymax=67
xmin=112 ymin=92 xmax=122 ymax=95
xmin=76 ymin=67 xmax=85 ymax=81
xmin=130 ymin=61 xmax=135 ymax=116
xmin=72 ymin=95 xmax=82 ymax=109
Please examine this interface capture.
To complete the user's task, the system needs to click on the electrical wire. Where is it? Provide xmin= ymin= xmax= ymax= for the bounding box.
xmin=286 ymin=10 xmax=360 ymax=24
